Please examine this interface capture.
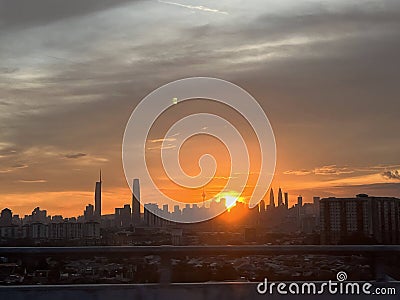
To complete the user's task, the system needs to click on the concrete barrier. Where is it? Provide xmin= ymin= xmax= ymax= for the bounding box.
xmin=0 ymin=282 xmax=398 ymax=300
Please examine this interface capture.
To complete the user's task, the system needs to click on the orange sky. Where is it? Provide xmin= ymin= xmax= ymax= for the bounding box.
xmin=2 ymin=157 xmax=400 ymax=218
xmin=1 ymin=0 xmax=400 ymax=218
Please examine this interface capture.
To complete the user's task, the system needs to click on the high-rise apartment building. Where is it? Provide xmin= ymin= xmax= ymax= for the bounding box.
xmin=320 ymin=194 xmax=400 ymax=244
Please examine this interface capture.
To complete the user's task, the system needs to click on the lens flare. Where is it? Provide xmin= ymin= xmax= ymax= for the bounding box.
xmin=216 ymin=191 xmax=244 ymax=210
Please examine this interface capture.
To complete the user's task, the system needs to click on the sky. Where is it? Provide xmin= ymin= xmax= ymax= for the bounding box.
xmin=0 ymin=0 xmax=400 ymax=217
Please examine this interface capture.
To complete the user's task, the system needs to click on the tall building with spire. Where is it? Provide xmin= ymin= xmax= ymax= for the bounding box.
xmin=269 ymin=188 xmax=275 ymax=208
xmin=94 ymin=170 xmax=102 ymax=220
xmin=278 ymin=188 xmax=283 ymax=206
xmin=132 ymin=178 xmax=141 ymax=225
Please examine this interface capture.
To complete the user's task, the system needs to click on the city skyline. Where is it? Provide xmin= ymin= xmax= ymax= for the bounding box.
xmin=3 ymin=179 xmax=400 ymax=248
xmin=0 ymin=171 xmax=397 ymax=225
xmin=0 ymin=165 xmax=400 ymax=218
xmin=0 ymin=173 xmax=311 ymax=218
xmin=0 ymin=172 xmax=323 ymax=236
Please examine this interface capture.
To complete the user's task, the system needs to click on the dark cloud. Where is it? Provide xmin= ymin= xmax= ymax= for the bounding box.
xmin=291 ymin=183 xmax=400 ymax=200
xmin=253 ymin=3 xmax=400 ymax=38
xmin=0 ymin=0 xmax=138 ymax=30
xmin=0 ymin=145 xmax=17 ymax=156
xmin=0 ymin=67 xmax=18 ymax=74
xmin=11 ymin=163 xmax=28 ymax=169
xmin=18 ymin=179 xmax=47 ymax=183
xmin=332 ymin=183 xmax=400 ymax=197
xmin=284 ymin=166 xmax=354 ymax=176
xmin=382 ymin=170 xmax=400 ymax=180
xmin=0 ymin=0 xmax=400 ymax=202
xmin=64 ymin=152 xmax=87 ymax=159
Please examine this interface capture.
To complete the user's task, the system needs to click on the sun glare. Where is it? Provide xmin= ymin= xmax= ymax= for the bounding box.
xmin=216 ymin=191 xmax=244 ymax=210
xmin=225 ymin=196 xmax=238 ymax=209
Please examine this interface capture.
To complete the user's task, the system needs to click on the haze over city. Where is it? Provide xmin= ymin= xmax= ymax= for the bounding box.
xmin=0 ymin=0 xmax=400 ymax=217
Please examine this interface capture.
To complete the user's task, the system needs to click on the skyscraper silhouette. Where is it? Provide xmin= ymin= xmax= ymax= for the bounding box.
xmin=259 ymin=199 xmax=266 ymax=212
xmin=269 ymin=188 xmax=275 ymax=207
xmin=297 ymin=195 xmax=303 ymax=224
xmin=132 ymin=178 xmax=141 ymax=225
xmin=284 ymin=192 xmax=289 ymax=209
xmin=94 ymin=170 xmax=102 ymax=220
xmin=297 ymin=195 xmax=303 ymax=207
xmin=278 ymin=188 xmax=283 ymax=206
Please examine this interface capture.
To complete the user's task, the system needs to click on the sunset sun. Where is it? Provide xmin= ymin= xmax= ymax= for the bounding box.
xmin=217 ymin=191 xmax=244 ymax=210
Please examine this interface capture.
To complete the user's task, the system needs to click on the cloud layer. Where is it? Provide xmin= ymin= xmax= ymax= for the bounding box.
xmin=0 ymin=0 xmax=399 ymax=215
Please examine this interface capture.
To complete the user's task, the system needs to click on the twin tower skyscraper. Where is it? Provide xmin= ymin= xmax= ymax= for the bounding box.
xmin=94 ymin=171 xmax=141 ymax=225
